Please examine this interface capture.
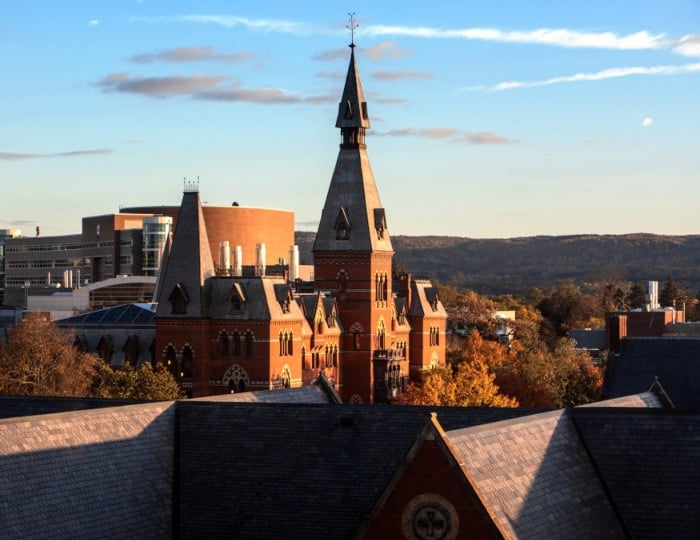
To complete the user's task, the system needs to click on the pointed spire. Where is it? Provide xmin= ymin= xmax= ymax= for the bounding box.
xmin=336 ymin=14 xmax=370 ymax=139
xmin=313 ymin=39 xmax=392 ymax=254
xmin=156 ymin=186 xmax=215 ymax=317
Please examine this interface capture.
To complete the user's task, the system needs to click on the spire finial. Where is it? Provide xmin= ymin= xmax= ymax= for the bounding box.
xmin=346 ymin=12 xmax=358 ymax=48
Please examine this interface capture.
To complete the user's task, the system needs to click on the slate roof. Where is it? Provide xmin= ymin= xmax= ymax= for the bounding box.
xmin=192 ymin=374 xmax=342 ymax=404
xmin=335 ymin=47 xmax=370 ymax=130
xmin=605 ymin=336 xmax=700 ymax=407
xmin=176 ymin=403 xmax=540 ymax=540
xmin=408 ymin=279 xmax=448 ymax=318
xmin=202 ymin=276 xmax=308 ymax=323
xmin=0 ymin=395 xmax=147 ymax=420
xmin=447 ymin=410 xmax=625 ymax=539
xmin=313 ymin=49 xmax=392 ymax=254
xmin=572 ymin=408 xmax=700 ymax=539
xmin=55 ymin=303 xmax=155 ymax=326
xmin=155 ymin=189 xmax=215 ymax=318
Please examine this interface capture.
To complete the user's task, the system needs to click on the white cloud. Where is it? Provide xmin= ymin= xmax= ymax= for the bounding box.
xmin=672 ymin=34 xmax=700 ymax=57
xmin=89 ymin=19 xmax=99 ymax=27
xmin=364 ymin=25 xmax=665 ymax=51
xmin=139 ymin=15 xmax=311 ymax=36
xmin=473 ymin=62 xmax=700 ymax=91
xmin=642 ymin=117 xmax=653 ymax=127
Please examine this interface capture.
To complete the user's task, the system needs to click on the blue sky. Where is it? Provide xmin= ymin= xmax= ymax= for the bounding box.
xmin=1 ymin=1 xmax=698 ymax=238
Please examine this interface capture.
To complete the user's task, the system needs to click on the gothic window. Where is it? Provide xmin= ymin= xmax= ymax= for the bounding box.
xmin=228 ymin=282 xmax=246 ymax=313
xmin=222 ymin=364 xmax=250 ymax=394
xmin=97 ymin=336 xmax=113 ymax=365
xmin=281 ymin=366 xmax=291 ymax=389
xmin=163 ymin=345 xmax=177 ymax=377
xmin=332 ymin=345 xmax=338 ymax=367
xmin=377 ymin=320 xmax=386 ymax=350
xmin=245 ymin=331 xmax=254 ymax=357
xmin=279 ymin=331 xmax=293 ymax=357
xmin=337 ymin=270 xmax=348 ymax=293
xmin=181 ymin=346 xmax=194 ymax=378
xmin=169 ymin=283 xmax=189 ymax=314
xmin=375 ymin=273 xmax=388 ymax=303
xmin=335 ymin=207 xmax=351 ymax=241
xmin=374 ymin=208 xmax=387 ymax=240
xmin=354 ymin=332 xmax=361 ymax=350
xmin=233 ymin=331 xmax=242 ymax=356
xmin=344 ymin=99 xmax=353 ymax=119
xmin=325 ymin=345 xmax=332 ymax=368
xmin=316 ymin=311 xmax=324 ymax=335
xmin=221 ymin=332 xmax=230 ymax=357
xmin=123 ymin=335 xmax=139 ymax=367
xmin=301 ymin=347 xmax=307 ymax=370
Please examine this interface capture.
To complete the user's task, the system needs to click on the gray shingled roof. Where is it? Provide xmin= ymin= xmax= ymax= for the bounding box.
xmin=335 ymin=47 xmax=370 ymax=130
xmin=605 ymin=337 xmax=700 ymax=407
xmin=155 ymin=190 xmax=214 ymax=318
xmin=572 ymin=408 xmax=700 ymax=539
xmin=313 ymin=49 xmax=392 ymax=254
xmin=176 ymin=403 xmax=539 ymax=539
xmin=447 ymin=410 xmax=625 ymax=539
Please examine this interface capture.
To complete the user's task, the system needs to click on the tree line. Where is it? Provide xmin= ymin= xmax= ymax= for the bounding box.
xmin=0 ymin=313 xmax=180 ymax=400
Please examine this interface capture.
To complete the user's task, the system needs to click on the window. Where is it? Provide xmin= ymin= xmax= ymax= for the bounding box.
xmin=429 ymin=326 xmax=440 ymax=346
xmin=181 ymin=346 xmax=194 ymax=378
xmin=169 ymin=283 xmax=189 ymax=314
xmin=245 ymin=331 xmax=254 ymax=357
xmin=376 ymin=320 xmax=386 ymax=350
xmin=279 ymin=331 xmax=293 ymax=357
xmin=233 ymin=332 xmax=242 ymax=356
xmin=221 ymin=332 xmax=229 ymax=356
xmin=163 ymin=345 xmax=177 ymax=377
xmin=123 ymin=335 xmax=139 ymax=367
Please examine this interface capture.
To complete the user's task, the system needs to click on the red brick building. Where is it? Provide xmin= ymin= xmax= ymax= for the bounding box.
xmin=154 ymin=45 xmax=446 ymax=401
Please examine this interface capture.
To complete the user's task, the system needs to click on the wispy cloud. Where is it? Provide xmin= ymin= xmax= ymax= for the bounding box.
xmin=364 ymin=25 xmax=664 ymax=52
xmin=363 ymin=41 xmax=410 ymax=60
xmin=97 ymin=72 xmax=334 ymax=104
xmin=89 ymin=19 xmax=99 ymax=27
xmin=672 ymin=34 xmax=700 ymax=57
xmin=0 ymin=148 xmax=113 ymax=161
xmin=98 ymin=73 xmax=228 ymax=98
xmin=473 ymin=62 xmax=700 ymax=91
xmin=365 ymin=92 xmax=409 ymax=105
xmin=133 ymin=15 xmax=700 ymax=58
xmin=131 ymin=46 xmax=255 ymax=64
xmin=313 ymin=48 xmax=347 ymax=61
xmin=136 ymin=14 xmax=311 ymax=35
xmin=375 ymin=127 xmax=516 ymax=144
xmin=315 ymin=70 xmax=344 ymax=80
xmin=372 ymin=70 xmax=431 ymax=81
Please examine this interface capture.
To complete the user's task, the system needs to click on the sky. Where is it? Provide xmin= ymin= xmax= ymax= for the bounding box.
xmin=1 ymin=1 xmax=699 ymax=238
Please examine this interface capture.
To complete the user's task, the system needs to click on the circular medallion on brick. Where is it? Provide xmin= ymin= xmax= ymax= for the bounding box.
xmin=401 ymin=493 xmax=458 ymax=540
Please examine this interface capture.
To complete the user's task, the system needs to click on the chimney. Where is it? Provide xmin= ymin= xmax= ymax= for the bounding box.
xmin=648 ymin=281 xmax=659 ymax=310
xmin=288 ymin=245 xmax=299 ymax=281
xmin=256 ymin=243 xmax=266 ymax=276
xmin=219 ymin=241 xmax=231 ymax=273
xmin=233 ymin=246 xmax=242 ymax=277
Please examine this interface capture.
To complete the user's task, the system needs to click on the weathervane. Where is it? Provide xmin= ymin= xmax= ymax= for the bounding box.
xmin=346 ymin=12 xmax=358 ymax=47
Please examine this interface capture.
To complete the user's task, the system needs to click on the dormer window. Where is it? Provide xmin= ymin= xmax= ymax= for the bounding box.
xmin=374 ymin=208 xmax=387 ymax=240
xmin=169 ymin=283 xmax=189 ymax=315
xmin=228 ymin=282 xmax=246 ymax=313
xmin=274 ymin=283 xmax=292 ymax=314
xmin=344 ymin=100 xmax=353 ymax=119
xmin=335 ymin=207 xmax=351 ymax=241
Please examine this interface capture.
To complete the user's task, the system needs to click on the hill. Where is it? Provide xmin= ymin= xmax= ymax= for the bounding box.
xmin=294 ymin=232 xmax=700 ymax=295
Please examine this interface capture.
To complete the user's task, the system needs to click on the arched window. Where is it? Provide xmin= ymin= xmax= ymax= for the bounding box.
xmin=301 ymin=347 xmax=307 ymax=370
xmin=233 ymin=331 xmax=242 ymax=356
xmin=97 ymin=336 xmax=113 ymax=365
xmin=181 ymin=346 xmax=194 ymax=378
xmin=123 ymin=335 xmax=139 ymax=367
xmin=163 ymin=345 xmax=177 ymax=376
xmin=245 ymin=331 xmax=254 ymax=357
xmin=220 ymin=332 xmax=229 ymax=357
xmin=377 ymin=320 xmax=386 ymax=350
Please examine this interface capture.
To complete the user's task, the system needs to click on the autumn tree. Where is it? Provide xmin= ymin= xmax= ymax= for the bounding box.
xmin=92 ymin=362 xmax=181 ymax=401
xmin=0 ymin=313 xmax=97 ymax=397
xmin=398 ymin=330 xmax=517 ymax=407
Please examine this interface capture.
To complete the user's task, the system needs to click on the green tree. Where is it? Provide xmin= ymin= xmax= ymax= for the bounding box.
xmin=92 ymin=362 xmax=181 ymax=400
xmin=627 ymin=283 xmax=647 ymax=309
xmin=0 ymin=313 xmax=97 ymax=397
xmin=659 ymin=275 xmax=681 ymax=308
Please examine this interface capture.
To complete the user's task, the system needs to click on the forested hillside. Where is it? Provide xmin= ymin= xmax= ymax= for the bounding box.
xmin=295 ymin=232 xmax=700 ymax=294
